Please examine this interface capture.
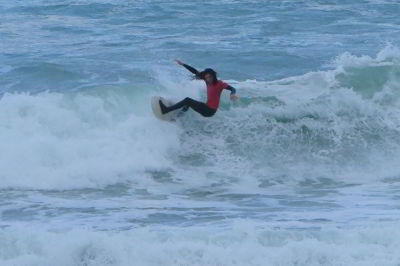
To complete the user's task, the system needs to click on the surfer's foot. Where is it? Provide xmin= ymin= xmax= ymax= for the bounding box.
xmin=182 ymin=106 xmax=189 ymax=112
xmin=159 ymin=100 xmax=168 ymax=114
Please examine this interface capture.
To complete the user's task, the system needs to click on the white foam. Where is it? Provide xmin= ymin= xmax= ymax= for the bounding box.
xmin=0 ymin=92 xmax=181 ymax=189
xmin=1 ymin=222 xmax=399 ymax=266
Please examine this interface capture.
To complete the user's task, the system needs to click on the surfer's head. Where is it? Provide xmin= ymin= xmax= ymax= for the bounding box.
xmin=201 ymin=68 xmax=217 ymax=84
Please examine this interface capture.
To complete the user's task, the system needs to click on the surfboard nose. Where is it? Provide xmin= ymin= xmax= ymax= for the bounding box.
xmin=151 ymin=96 xmax=175 ymax=122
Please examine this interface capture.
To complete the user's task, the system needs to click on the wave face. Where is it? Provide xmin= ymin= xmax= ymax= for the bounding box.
xmin=1 ymin=1 xmax=400 ymax=265
xmin=1 ymin=47 xmax=400 ymax=190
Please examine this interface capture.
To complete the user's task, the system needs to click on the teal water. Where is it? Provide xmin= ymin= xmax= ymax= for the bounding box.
xmin=1 ymin=1 xmax=400 ymax=265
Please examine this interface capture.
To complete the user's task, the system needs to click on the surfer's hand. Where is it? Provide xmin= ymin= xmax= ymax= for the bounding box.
xmin=175 ymin=60 xmax=184 ymax=65
xmin=230 ymin=94 xmax=239 ymax=100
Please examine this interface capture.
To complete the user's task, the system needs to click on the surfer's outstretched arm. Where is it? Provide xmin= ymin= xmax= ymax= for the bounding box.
xmin=175 ymin=60 xmax=201 ymax=78
xmin=182 ymin=64 xmax=199 ymax=75
xmin=226 ymin=85 xmax=236 ymax=95
xmin=226 ymin=85 xmax=239 ymax=100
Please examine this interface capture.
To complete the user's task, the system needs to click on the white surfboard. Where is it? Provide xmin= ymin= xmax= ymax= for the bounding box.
xmin=151 ymin=96 xmax=177 ymax=121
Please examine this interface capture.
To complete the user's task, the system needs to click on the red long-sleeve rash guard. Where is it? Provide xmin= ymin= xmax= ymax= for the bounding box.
xmin=206 ymin=80 xmax=229 ymax=109
xmin=182 ymin=63 xmax=235 ymax=110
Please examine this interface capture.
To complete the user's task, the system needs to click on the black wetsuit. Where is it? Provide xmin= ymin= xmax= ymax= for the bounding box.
xmin=159 ymin=64 xmax=236 ymax=117
xmin=160 ymin=97 xmax=216 ymax=117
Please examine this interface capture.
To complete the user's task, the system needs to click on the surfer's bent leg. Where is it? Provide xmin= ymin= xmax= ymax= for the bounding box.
xmin=160 ymin=97 xmax=216 ymax=117
xmin=186 ymin=98 xmax=216 ymax=117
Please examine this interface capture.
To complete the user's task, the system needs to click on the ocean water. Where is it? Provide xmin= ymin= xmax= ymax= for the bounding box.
xmin=1 ymin=0 xmax=400 ymax=265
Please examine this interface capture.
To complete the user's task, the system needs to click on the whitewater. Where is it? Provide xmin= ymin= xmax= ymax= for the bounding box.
xmin=1 ymin=1 xmax=400 ymax=265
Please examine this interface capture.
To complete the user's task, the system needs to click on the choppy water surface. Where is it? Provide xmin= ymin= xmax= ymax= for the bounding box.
xmin=1 ymin=1 xmax=400 ymax=265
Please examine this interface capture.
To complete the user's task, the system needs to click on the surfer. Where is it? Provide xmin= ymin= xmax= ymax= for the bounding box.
xmin=159 ymin=60 xmax=239 ymax=117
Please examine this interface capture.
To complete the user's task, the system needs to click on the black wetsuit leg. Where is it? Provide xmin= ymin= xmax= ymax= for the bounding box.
xmin=160 ymin=97 xmax=216 ymax=117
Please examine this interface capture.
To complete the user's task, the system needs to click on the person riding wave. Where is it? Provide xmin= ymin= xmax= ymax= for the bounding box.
xmin=159 ymin=60 xmax=239 ymax=117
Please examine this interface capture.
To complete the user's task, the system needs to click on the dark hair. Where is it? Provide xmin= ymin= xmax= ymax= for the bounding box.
xmin=200 ymin=68 xmax=217 ymax=84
